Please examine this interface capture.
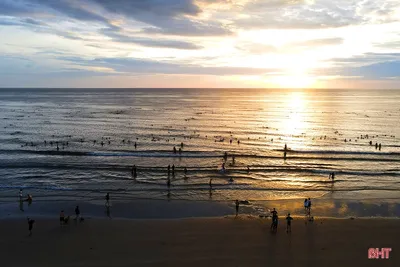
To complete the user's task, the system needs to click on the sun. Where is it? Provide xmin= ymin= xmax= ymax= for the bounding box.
xmin=272 ymin=75 xmax=316 ymax=88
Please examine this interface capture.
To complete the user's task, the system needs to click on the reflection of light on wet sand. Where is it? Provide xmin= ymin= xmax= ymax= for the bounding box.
xmin=338 ymin=203 xmax=349 ymax=215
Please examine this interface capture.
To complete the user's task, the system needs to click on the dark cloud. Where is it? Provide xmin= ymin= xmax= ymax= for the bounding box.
xmin=100 ymin=26 xmax=202 ymax=49
xmin=91 ymin=0 xmax=231 ymax=36
xmin=92 ymin=0 xmax=201 ymax=18
xmin=31 ymin=0 xmax=109 ymax=24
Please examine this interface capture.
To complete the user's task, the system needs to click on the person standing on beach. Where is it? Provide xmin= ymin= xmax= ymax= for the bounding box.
xmin=27 ymin=217 xmax=35 ymax=236
xmin=304 ymin=199 xmax=309 ymax=215
xmin=105 ymin=193 xmax=110 ymax=206
xmin=307 ymin=198 xmax=312 ymax=216
xmin=133 ymin=165 xmax=137 ymax=178
xmin=270 ymin=208 xmax=278 ymax=232
xmin=286 ymin=213 xmax=293 ymax=233
xmin=75 ymin=205 xmax=80 ymax=220
xmin=235 ymin=200 xmax=240 ymax=217
xmin=172 ymin=164 xmax=175 ymax=175
xmin=60 ymin=210 xmax=65 ymax=226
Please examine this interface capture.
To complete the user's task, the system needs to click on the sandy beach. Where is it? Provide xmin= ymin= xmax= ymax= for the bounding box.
xmin=1 ymin=216 xmax=398 ymax=267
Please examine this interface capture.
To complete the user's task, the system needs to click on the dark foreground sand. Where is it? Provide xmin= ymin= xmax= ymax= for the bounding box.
xmin=0 ymin=216 xmax=398 ymax=267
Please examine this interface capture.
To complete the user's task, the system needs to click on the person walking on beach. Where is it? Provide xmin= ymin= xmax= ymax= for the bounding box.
xmin=27 ymin=217 xmax=35 ymax=236
xmin=304 ymin=199 xmax=309 ymax=215
xmin=105 ymin=193 xmax=110 ymax=207
xmin=286 ymin=213 xmax=293 ymax=233
xmin=235 ymin=200 xmax=240 ymax=217
xmin=75 ymin=205 xmax=80 ymax=220
xmin=60 ymin=210 xmax=65 ymax=226
xmin=270 ymin=208 xmax=278 ymax=233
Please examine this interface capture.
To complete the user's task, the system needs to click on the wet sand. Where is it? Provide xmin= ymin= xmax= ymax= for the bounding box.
xmin=1 ymin=216 xmax=398 ymax=267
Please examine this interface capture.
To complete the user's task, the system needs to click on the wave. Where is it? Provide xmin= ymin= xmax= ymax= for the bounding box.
xmin=1 ymin=162 xmax=399 ymax=177
xmin=1 ymin=184 xmax=398 ymax=193
xmin=1 ymin=149 xmax=399 ymax=162
xmin=275 ymin=149 xmax=400 ymax=156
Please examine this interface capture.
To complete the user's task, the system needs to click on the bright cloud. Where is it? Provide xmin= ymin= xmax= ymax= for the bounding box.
xmin=0 ymin=0 xmax=399 ymax=88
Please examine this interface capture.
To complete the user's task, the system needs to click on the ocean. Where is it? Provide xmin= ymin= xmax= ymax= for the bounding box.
xmin=0 ymin=88 xmax=399 ymax=208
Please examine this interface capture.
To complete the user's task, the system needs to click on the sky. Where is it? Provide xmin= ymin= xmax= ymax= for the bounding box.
xmin=0 ymin=0 xmax=400 ymax=89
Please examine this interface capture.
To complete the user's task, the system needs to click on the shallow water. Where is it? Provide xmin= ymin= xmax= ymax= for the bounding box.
xmin=0 ymin=88 xmax=399 ymax=203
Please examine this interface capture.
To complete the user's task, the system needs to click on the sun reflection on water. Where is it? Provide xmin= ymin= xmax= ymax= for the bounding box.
xmin=281 ymin=92 xmax=309 ymax=141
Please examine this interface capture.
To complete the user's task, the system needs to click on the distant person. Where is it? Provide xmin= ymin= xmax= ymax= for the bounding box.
xmin=369 ymin=141 xmax=372 ymax=146
xmin=172 ymin=164 xmax=175 ymax=175
xmin=173 ymin=146 xmax=177 ymax=154
xmin=181 ymin=142 xmax=184 ymax=148
xmin=105 ymin=193 xmax=110 ymax=206
xmin=237 ymin=140 xmax=240 ymax=145
xmin=60 ymin=210 xmax=65 ymax=225
xmin=331 ymin=172 xmax=335 ymax=181
xmin=235 ymin=200 xmax=240 ymax=217
xmin=270 ymin=208 xmax=278 ymax=232
xmin=307 ymin=198 xmax=312 ymax=215
xmin=209 ymin=179 xmax=212 ymax=189
xmin=379 ymin=143 xmax=381 ymax=150
xmin=221 ymin=162 xmax=226 ymax=173
xmin=133 ymin=165 xmax=137 ymax=178
xmin=26 ymin=194 xmax=33 ymax=205
xmin=27 ymin=217 xmax=35 ymax=236
xmin=223 ymin=152 xmax=228 ymax=161
xmin=75 ymin=205 xmax=80 ymax=220
xmin=284 ymin=143 xmax=287 ymax=151
xmin=184 ymin=167 xmax=187 ymax=175
xmin=247 ymin=166 xmax=250 ymax=173
xmin=19 ymin=189 xmax=23 ymax=201
xmin=304 ymin=198 xmax=309 ymax=215
xmin=286 ymin=213 xmax=293 ymax=233
xmin=134 ymin=142 xmax=137 ymax=149
xmin=375 ymin=143 xmax=378 ymax=149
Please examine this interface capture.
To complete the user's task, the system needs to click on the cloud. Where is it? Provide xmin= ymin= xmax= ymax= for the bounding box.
xmin=56 ymin=55 xmax=277 ymax=76
xmin=100 ymin=26 xmax=203 ymax=49
xmin=31 ymin=0 xmax=109 ymax=24
xmin=234 ymin=0 xmax=400 ymax=30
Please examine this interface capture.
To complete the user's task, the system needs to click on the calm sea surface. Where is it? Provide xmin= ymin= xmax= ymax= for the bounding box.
xmin=0 ymin=89 xmax=399 ymax=203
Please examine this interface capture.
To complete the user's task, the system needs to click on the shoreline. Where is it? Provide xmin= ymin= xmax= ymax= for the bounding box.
xmin=1 ymin=197 xmax=399 ymax=220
